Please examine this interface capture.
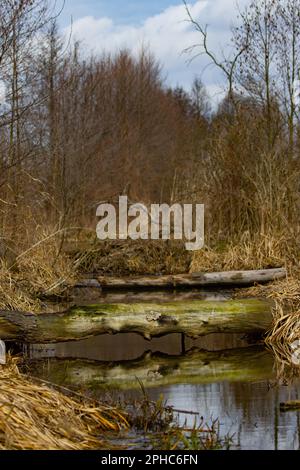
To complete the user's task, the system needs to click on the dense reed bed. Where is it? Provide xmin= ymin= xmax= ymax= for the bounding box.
xmin=0 ymin=360 xmax=128 ymax=450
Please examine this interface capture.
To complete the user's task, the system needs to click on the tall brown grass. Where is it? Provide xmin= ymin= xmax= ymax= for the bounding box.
xmin=0 ymin=207 xmax=78 ymax=311
xmin=0 ymin=359 xmax=128 ymax=450
xmin=191 ymin=232 xmax=298 ymax=273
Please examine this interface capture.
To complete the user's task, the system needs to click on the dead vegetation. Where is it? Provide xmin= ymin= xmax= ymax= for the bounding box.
xmin=190 ymin=232 xmax=300 ymax=374
xmin=0 ymin=261 xmax=42 ymax=312
xmin=233 ymin=268 xmax=300 ymax=378
xmin=0 ymin=359 xmax=128 ymax=450
xmin=0 ymin=359 xmax=233 ymax=451
xmin=0 ymin=224 xmax=78 ymax=312
xmin=151 ymin=419 xmax=234 ymax=451
xmin=0 ymin=0 xmax=300 ymax=402
xmin=190 ymin=232 xmax=296 ymax=274
xmin=71 ymin=239 xmax=192 ymax=276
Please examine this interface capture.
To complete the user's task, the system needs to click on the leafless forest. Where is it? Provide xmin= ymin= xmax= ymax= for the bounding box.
xmin=0 ymin=0 xmax=300 ymax=271
xmin=1 ymin=1 xmax=300 ymax=452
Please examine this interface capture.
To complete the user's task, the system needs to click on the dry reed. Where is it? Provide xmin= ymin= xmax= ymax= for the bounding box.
xmin=0 ymin=261 xmax=42 ymax=311
xmin=237 ymin=274 xmax=300 ymax=379
xmin=0 ymin=360 xmax=128 ymax=450
xmin=0 ymin=225 xmax=79 ymax=312
xmin=190 ymin=232 xmax=296 ymax=273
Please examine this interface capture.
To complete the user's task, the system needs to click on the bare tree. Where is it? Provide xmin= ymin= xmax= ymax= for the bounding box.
xmin=183 ymin=0 xmax=249 ymax=105
xmin=275 ymin=0 xmax=300 ymax=156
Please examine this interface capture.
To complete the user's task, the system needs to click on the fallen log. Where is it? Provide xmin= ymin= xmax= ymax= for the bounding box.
xmin=280 ymin=401 xmax=300 ymax=412
xmin=27 ymin=346 xmax=275 ymax=390
xmin=0 ymin=299 xmax=272 ymax=343
xmin=91 ymin=268 xmax=286 ymax=289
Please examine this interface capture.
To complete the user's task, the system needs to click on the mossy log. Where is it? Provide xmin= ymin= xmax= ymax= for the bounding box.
xmin=28 ymin=346 xmax=275 ymax=390
xmin=0 ymin=299 xmax=272 ymax=343
xmin=90 ymin=268 xmax=286 ymax=289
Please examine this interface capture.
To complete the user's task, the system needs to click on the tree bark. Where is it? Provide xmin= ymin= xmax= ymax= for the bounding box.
xmin=88 ymin=268 xmax=286 ymax=289
xmin=0 ymin=299 xmax=272 ymax=343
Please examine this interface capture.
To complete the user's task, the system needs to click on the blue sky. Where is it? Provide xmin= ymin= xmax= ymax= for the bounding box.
xmin=59 ymin=0 xmax=250 ymax=100
xmin=61 ymin=1 xmax=175 ymax=26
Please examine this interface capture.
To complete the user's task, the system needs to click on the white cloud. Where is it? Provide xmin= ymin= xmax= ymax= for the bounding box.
xmin=0 ymin=81 xmax=6 ymax=104
xmin=64 ymin=0 xmax=250 ymax=97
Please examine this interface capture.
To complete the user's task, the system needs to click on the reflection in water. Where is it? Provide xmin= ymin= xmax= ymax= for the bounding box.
xmin=71 ymin=289 xmax=232 ymax=305
xmin=28 ymin=332 xmax=250 ymax=361
xmin=25 ymin=332 xmax=300 ymax=450
xmin=27 ymin=346 xmax=275 ymax=391
xmin=42 ymin=289 xmax=233 ymax=315
xmin=147 ymin=382 xmax=300 ymax=450
xmin=19 ymin=284 xmax=300 ymax=451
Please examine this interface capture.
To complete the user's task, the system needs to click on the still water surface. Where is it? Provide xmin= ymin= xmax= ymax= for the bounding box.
xmin=20 ymin=290 xmax=300 ymax=450
xmin=25 ymin=331 xmax=300 ymax=450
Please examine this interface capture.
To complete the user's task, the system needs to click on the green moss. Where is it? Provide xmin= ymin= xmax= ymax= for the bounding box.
xmin=68 ymin=299 xmax=271 ymax=317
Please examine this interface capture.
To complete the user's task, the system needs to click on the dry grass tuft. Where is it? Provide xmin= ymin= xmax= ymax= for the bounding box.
xmin=0 ymin=360 xmax=128 ymax=450
xmin=238 ymin=277 xmax=300 ymax=305
xmin=0 ymin=261 xmax=42 ymax=311
xmin=0 ymin=226 xmax=79 ymax=312
xmin=238 ymin=277 xmax=300 ymax=380
xmin=266 ymin=301 xmax=300 ymax=344
xmin=190 ymin=232 xmax=295 ymax=273
xmin=15 ymin=226 xmax=78 ymax=297
xmin=266 ymin=340 xmax=300 ymax=384
xmin=237 ymin=277 xmax=300 ymax=343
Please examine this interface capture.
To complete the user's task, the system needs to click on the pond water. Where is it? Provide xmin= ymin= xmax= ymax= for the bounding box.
xmin=17 ymin=290 xmax=300 ymax=450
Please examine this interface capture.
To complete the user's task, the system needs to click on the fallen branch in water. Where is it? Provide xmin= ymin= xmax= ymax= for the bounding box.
xmin=0 ymin=299 xmax=272 ymax=343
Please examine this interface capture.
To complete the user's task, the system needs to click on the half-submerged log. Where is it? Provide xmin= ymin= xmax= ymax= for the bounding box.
xmin=0 ymin=299 xmax=272 ymax=343
xmin=91 ymin=268 xmax=286 ymax=289
xmin=27 ymin=346 xmax=275 ymax=390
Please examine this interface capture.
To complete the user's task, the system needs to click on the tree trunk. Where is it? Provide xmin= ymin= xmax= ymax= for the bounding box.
xmin=0 ymin=299 xmax=272 ymax=343
xmin=88 ymin=268 xmax=286 ymax=289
